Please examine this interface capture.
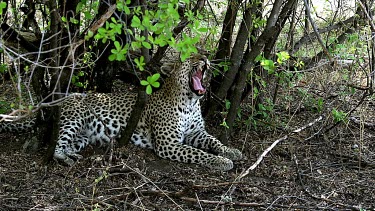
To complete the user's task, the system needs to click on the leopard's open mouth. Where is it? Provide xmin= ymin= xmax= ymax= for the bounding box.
xmin=190 ymin=59 xmax=210 ymax=96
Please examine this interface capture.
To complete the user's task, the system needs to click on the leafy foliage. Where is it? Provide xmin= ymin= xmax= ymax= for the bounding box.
xmin=332 ymin=108 xmax=347 ymax=123
xmin=140 ymin=73 xmax=161 ymax=95
xmin=0 ymin=1 xmax=6 ymax=15
xmin=108 ymin=41 xmax=128 ymax=61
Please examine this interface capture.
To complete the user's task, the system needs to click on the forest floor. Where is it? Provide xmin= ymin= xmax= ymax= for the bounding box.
xmin=1 ymin=77 xmax=375 ymax=210
xmin=1 ymin=109 xmax=374 ymax=210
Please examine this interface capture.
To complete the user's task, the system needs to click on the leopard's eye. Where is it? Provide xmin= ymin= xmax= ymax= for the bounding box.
xmin=198 ymin=56 xmax=207 ymax=63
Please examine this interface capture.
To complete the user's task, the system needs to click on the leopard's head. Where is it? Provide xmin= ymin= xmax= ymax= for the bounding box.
xmin=188 ymin=54 xmax=210 ymax=97
xmin=160 ymin=53 xmax=211 ymax=98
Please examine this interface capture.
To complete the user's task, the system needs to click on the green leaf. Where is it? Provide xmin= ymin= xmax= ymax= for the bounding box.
xmin=85 ymin=30 xmax=94 ymax=40
xmin=123 ymin=5 xmax=131 ymax=15
xmin=98 ymin=27 xmax=106 ymax=34
xmin=198 ymin=27 xmax=208 ymax=33
xmin=131 ymin=15 xmax=143 ymax=29
xmin=114 ymin=41 xmax=121 ymax=50
xmin=150 ymin=73 xmax=160 ymax=83
xmin=260 ymin=59 xmax=275 ymax=74
xmin=142 ymin=41 xmax=151 ymax=49
xmin=88 ymin=30 xmax=94 ymax=38
xmin=108 ymin=54 xmax=116 ymax=61
xmin=276 ymin=51 xmax=290 ymax=64
xmin=0 ymin=2 xmax=6 ymax=15
xmin=0 ymin=64 xmax=7 ymax=73
xmin=84 ymin=11 xmax=92 ymax=19
xmin=255 ymin=55 xmax=263 ymax=62
xmin=180 ymin=52 xmax=189 ymax=62
xmin=154 ymin=36 xmax=167 ymax=47
xmin=332 ymin=108 xmax=347 ymax=123
xmin=140 ymin=80 xmax=149 ymax=86
xmin=134 ymin=56 xmax=145 ymax=71
xmin=142 ymin=16 xmax=152 ymax=28
xmin=152 ymin=82 xmax=160 ymax=88
xmin=116 ymin=53 xmax=125 ymax=61
xmin=148 ymin=35 xmax=154 ymax=43
xmin=76 ymin=2 xmax=83 ymax=13
xmin=225 ymin=100 xmax=231 ymax=110
xmin=220 ymin=120 xmax=229 ymax=129
xmin=135 ymin=35 xmax=145 ymax=41
xmin=146 ymin=85 xmax=152 ymax=95
xmin=131 ymin=41 xmax=142 ymax=50
xmin=69 ymin=17 xmax=79 ymax=24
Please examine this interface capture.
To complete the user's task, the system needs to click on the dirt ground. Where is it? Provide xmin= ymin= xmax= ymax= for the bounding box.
xmin=1 ymin=113 xmax=374 ymax=210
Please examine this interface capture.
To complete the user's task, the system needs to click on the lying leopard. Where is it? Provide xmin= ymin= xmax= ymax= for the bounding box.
xmin=0 ymin=54 xmax=242 ymax=171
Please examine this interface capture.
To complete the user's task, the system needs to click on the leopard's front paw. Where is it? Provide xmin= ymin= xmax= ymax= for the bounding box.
xmin=219 ymin=146 xmax=242 ymax=161
xmin=207 ymin=156 xmax=233 ymax=171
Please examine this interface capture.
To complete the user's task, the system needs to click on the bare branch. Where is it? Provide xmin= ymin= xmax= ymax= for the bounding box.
xmin=302 ymin=0 xmax=333 ymax=63
xmin=236 ymin=115 xmax=323 ymax=181
xmin=356 ymin=0 xmax=375 ymax=31
xmin=292 ymin=16 xmax=356 ymax=54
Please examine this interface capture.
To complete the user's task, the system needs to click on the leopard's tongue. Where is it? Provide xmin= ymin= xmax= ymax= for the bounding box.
xmin=192 ymin=70 xmax=206 ymax=93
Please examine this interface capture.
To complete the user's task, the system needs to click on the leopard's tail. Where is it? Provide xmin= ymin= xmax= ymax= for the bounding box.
xmin=0 ymin=119 xmax=35 ymax=133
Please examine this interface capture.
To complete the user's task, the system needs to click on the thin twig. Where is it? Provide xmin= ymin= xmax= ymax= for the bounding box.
xmin=237 ymin=115 xmax=323 ymax=181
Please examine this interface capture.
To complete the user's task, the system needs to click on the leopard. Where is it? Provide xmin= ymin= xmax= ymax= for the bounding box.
xmin=0 ymin=54 xmax=242 ymax=171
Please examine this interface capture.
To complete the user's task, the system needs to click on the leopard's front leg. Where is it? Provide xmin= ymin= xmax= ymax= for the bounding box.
xmin=184 ymin=129 xmax=243 ymax=161
xmin=153 ymin=138 xmax=234 ymax=171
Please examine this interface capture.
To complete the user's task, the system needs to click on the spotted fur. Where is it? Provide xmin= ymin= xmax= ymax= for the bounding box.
xmin=1 ymin=55 xmax=242 ymax=171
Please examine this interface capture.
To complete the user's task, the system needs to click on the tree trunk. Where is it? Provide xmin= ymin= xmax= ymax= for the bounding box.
xmin=214 ymin=0 xmax=237 ymax=62
xmin=207 ymin=0 xmax=238 ymax=112
xmin=219 ymin=0 xmax=297 ymax=141
xmin=219 ymin=24 xmax=278 ymax=141
xmin=43 ymin=0 xmax=63 ymax=162
xmin=206 ymin=7 xmax=252 ymax=119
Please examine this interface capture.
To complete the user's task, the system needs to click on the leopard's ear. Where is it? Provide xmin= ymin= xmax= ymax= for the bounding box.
xmin=196 ymin=47 xmax=210 ymax=56
xmin=160 ymin=62 xmax=180 ymax=77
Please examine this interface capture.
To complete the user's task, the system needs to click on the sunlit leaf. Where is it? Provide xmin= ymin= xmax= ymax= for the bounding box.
xmin=146 ymin=85 xmax=152 ymax=95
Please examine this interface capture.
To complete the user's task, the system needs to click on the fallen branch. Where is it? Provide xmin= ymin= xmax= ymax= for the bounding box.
xmin=220 ymin=116 xmax=324 ymax=206
xmin=349 ymin=116 xmax=375 ymax=128
xmin=236 ymin=115 xmax=324 ymax=181
xmin=180 ymin=196 xmax=328 ymax=209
